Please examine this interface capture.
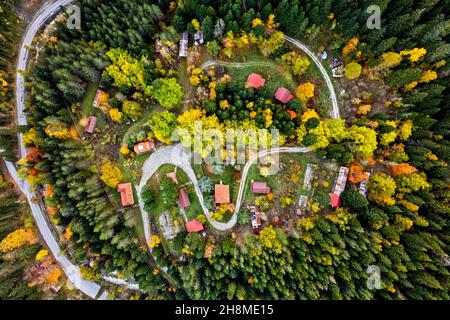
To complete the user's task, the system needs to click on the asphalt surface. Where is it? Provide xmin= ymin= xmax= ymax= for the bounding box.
xmin=13 ymin=0 xmax=109 ymax=300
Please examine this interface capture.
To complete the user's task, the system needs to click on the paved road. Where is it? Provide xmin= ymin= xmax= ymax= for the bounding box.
xmin=4 ymin=161 xmax=109 ymax=300
xmin=284 ymin=35 xmax=340 ymax=119
xmin=16 ymin=0 xmax=74 ymax=158
xmin=13 ymin=0 xmax=110 ymax=300
xmin=202 ymin=37 xmax=341 ymax=120
xmin=137 ymin=144 xmax=313 ymax=247
xmin=13 ymin=0 xmax=342 ymax=285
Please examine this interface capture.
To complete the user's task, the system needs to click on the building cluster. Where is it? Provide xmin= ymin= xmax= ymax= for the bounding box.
xmin=178 ymin=31 xmax=204 ymax=58
xmin=246 ymin=73 xmax=295 ymax=104
xmin=329 ymin=166 xmax=349 ymax=208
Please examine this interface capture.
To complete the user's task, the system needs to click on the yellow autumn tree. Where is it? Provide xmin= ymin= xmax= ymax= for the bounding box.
xmin=252 ymin=18 xmax=264 ymax=28
xmin=377 ymin=52 xmax=403 ymax=70
xmin=148 ymin=235 xmax=161 ymax=248
xmin=367 ymin=173 xmax=396 ymax=206
xmin=300 ymin=109 xmax=319 ymax=122
xmin=96 ymin=91 xmax=110 ymax=112
xmin=357 ymin=104 xmax=372 ymax=115
xmin=266 ymin=14 xmax=279 ymax=29
xmin=418 ymin=70 xmax=437 ymax=83
xmin=345 ymin=62 xmax=362 ymax=79
xmin=45 ymin=124 xmax=72 ymax=139
xmin=396 ymin=173 xmax=429 ymax=193
xmin=109 ymin=108 xmax=124 ymax=123
xmin=0 ymin=228 xmax=37 ymax=253
xmin=398 ymin=120 xmax=413 ymax=141
xmin=259 ymin=31 xmax=284 ymax=57
xmin=189 ymin=68 xmax=207 ymax=87
xmin=191 ymin=19 xmax=200 ymax=31
xmin=23 ymin=128 xmax=43 ymax=147
xmin=36 ymin=249 xmax=49 ymax=261
xmin=100 ymin=162 xmax=123 ymax=188
xmin=258 ymin=225 xmax=282 ymax=254
xmin=296 ymin=82 xmax=315 ymax=102
xmin=120 ymin=145 xmax=130 ymax=155
xmin=400 ymin=48 xmax=427 ymax=62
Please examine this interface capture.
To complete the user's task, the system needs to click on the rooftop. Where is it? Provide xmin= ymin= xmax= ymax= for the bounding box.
xmin=133 ymin=141 xmax=155 ymax=154
xmin=274 ymin=87 xmax=294 ymax=104
xmin=186 ymin=220 xmax=204 ymax=233
xmin=166 ymin=172 xmax=178 ymax=184
xmin=117 ymin=183 xmax=134 ymax=207
xmin=251 ymin=181 xmax=271 ymax=194
xmin=178 ymin=187 xmax=190 ymax=208
xmin=329 ymin=193 xmax=341 ymax=208
xmin=246 ymin=73 xmax=266 ymax=89
xmin=215 ymin=184 xmax=230 ymax=204
xmin=85 ymin=115 xmax=97 ymax=133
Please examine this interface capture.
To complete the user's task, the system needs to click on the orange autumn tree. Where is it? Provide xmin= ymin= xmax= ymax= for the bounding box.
xmin=391 ymin=163 xmax=418 ymax=176
xmin=348 ymin=164 xmax=369 ymax=184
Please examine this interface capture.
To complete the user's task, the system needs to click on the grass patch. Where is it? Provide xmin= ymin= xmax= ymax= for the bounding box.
xmin=81 ymin=82 xmax=98 ymax=117
xmin=225 ymin=48 xmax=297 ymax=94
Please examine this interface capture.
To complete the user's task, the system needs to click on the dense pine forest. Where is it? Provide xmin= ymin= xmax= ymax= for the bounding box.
xmin=1 ymin=0 xmax=449 ymax=300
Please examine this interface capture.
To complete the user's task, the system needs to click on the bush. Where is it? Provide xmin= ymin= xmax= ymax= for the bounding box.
xmin=141 ymin=185 xmax=156 ymax=213
xmin=237 ymin=210 xmax=250 ymax=225
xmin=342 ymin=189 xmax=369 ymax=212
xmin=160 ymin=176 xmax=178 ymax=208
xmin=199 ymin=176 xmax=214 ymax=193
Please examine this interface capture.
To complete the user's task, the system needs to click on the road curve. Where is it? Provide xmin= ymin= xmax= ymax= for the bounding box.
xmin=4 ymin=160 xmax=109 ymax=300
xmin=13 ymin=0 xmax=341 ymax=287
xmin=137 ymin=143 xmax=313 ymax=248
xmin=284 ymin=35 xmax=340 ymax=119
xmin=13 ymin=0 xmax=109 ymax=300
xmin=202 ymin=36 xmax=341 ymax=120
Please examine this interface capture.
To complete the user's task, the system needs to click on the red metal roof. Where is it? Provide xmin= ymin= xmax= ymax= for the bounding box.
xmin=186 ymin=220 xmax=204 ymax=233
xmin=251 ymin=181 xmax=271 ymax=194
xmin=85 ymin=115 xmax=97 ymax=133
xmin=117 ymin=183 xmax=134 ymax=206
xmin=178 ymin=187 xmax=190 ymax=208
xmin=215 ymin=184 xmax=230 ymax=204
xmin=329 ymin=193 xmax=342 ymax=208
xmin=274 ymin=87 xmax=294 ymax=104
xmin=133 ymin=141 xmax=155 ymax=154
xmin=166 ymin=172 xmax=178 ymax=184
xmin=246 ymin=73 xmax=266 ymax=89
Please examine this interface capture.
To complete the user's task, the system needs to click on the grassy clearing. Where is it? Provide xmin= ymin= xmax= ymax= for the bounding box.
xmin=81 ymin=82 xmax=98 ymax=117
xmin=226 ymin=48 xmax=297 ymax=94
xmin=242 ymin=152 xmax=336 ymax=213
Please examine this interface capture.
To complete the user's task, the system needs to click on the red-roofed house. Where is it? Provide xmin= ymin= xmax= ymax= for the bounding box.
xmin=117 ymin=183 xmax=134 ymax=206
xmin=178 ymin=188 xmax=190 ymax=208
xmin=251 ymin=181 xmax=271 ymax=194
xmin=93 ymin=90 xmax=104 ymax=109
xmin=274 ymin=87 xmax=294 ymax=104
xmin=133 ymin=141 xmax=155 ymax=154
xmin=85 ymin=115 xmax=97 ymax=133
xmin=185 ymin=220 xmax=204 ymax=233
xmin=329 ymin=193 xmax=342 ymax=208
xmin=246 ymin=73 xmax=266 ymax=89
xmin=166 ymin=172 xmax=178 ymax=184
xmin=215 ymin=183 xmax=230 ymax=204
